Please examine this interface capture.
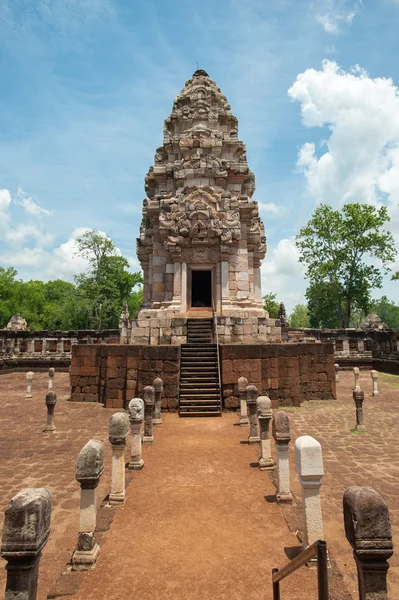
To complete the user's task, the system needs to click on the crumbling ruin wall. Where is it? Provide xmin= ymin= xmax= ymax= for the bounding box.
xmin=0 ymin=329 xmax=119 ymax=372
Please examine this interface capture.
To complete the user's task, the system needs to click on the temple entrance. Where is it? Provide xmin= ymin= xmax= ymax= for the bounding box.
xmin=191 ymin=270 xmax=212 ymax=308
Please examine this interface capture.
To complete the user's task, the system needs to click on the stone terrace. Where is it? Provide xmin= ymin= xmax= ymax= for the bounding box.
xmin=0 ymin=370 xmax=398 ymax=599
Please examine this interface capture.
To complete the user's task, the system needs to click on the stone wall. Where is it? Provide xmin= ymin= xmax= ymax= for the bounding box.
xmin=220 ymin=343 xmax=336 ymax=408
xmin=0 ymin=329 xmax=120 ymax=371
xmin=128 ymin=313 xmax=281 ymax=345
xmin=70 ymin=341 xmax=335 ymax=410
xmin=70 ymin=345 xmax=180 ymax=410
xmin=288 ymin=327 xmax=399 ymax=369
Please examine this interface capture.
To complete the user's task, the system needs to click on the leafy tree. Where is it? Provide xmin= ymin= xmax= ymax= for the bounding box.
xmin=289 ymin=304 xmax=310 ymax=328
xmin=262 ymin=292 xmax=280 ymax=318
xmin=370 ymin=296 xmax=399 ymax=330
xmin=74 ymin=230 xmax=143 ymax=329
xmin=296 ymin=203 xmax=396 ymax=328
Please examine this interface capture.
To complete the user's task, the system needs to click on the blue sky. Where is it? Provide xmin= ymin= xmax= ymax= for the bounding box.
xmin=1 ymin=0 xmax=399 ymax=313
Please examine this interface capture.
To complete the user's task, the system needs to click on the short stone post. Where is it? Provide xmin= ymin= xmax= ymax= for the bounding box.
xmin=272 ymin=411 xmax=292 ymax=503
xmin=343 ymin=486 xmax=393 ymax=600
xmin=334 ymin=363 xmax=339 ymax=382
xmin=26 ymin=371 xmax=34 ymax=398
xmin=143 ymin=385 xmax=155 ymax=444
xmin=153 ymin=377 xmax=163 ymax=425
xmin=128 ymin=398 xmax=144 ymax=470
xmin=353 ymin=366 xmax=360 ymax=390
xmin=353 ymin=388 xmax=366 ymax=432
xmin=238 ymin=376 xmax=249 ymax=425
xmin=371 ymin=370 xmax=379 ymax=397
xmin=108 ymin=413 xmax=129 ymax=505
xmin=44 ymin=390 xmax=56 ymax=433
xmin=72 ymin=439 xmax=104 ymax=570
xmin=257 ymin=396 xmax=274 ymax=470
xmin=295 ymin=435 xmax=324 ymax=548
xmin=48 ymin=367 xmax=55 ymax=390
xmin=246 ymin=384 xmax=259 ymax=444
xmin=1 ymin=488 xmax=52 ymax=600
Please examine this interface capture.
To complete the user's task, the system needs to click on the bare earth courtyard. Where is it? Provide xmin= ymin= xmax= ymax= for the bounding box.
xmin=0 ymin=370 xmax=398 ymax=600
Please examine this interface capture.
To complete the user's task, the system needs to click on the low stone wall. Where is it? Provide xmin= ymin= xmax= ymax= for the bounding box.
xmin=0 ymin=329 xmax=120 ymax=371
xmin=70 ymin=345 xmax=180 ymax=409
xmin=220 ymin=343 xmax=336 ymax=408
xmin=70 ymin=342 xmax=335 ymax=410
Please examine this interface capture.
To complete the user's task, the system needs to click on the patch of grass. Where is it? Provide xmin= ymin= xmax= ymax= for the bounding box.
xmin=349 ymin=428 xmax=368 ymax=434
xmin=378 ymin=373 xmax=399 ymax=389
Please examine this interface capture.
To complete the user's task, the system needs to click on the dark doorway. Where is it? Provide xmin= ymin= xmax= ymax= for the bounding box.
xmin=191 ymin=270 xmax=212 ymax=307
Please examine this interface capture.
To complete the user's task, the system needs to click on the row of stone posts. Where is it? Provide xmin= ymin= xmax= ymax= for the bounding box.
xmin=334 ymin=364 xmax=379 ymax=396
xmin=71 ymin=377 xmax=164 ymax=570
xmin=240 ymin=380 xmax=395 ymax=597
xmin=1 ymin=484 xmax=393 ymax=600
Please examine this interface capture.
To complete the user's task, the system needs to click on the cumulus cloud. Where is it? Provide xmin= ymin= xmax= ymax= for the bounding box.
xmin=288 ymin=60 xmax=399 ymax=231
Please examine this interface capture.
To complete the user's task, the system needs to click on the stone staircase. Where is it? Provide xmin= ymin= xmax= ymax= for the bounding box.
xmin=179 ymin=319 xmax=222 ymax=417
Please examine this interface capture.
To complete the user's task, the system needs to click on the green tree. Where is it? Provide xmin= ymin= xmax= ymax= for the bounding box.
xmin=370 ymin=296 xmax=399 ymax=330
xmin=262 ymin=292 xmax=280 ymax=318
xmin=289 ymin=304 xmax=310 ymax=328
xmin=75 ymin=230 xmax=143 ymax=329
xmin=296 ymin=203 xmax=396 ymax=328
xmin=0 ymin=267 xmax=18 ymax=327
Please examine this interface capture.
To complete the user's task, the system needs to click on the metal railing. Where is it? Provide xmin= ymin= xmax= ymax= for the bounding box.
xmin=212 ymin=301 xmax=223 ymax=415
xmin=272 ymin=540 xmax=328 ymax=600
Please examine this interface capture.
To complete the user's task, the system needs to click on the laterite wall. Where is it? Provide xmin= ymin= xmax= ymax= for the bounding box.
xmin=70 ymin=342 xmax=335 ymax=410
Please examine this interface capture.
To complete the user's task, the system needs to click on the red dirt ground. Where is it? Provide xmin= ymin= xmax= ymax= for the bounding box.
xmin=0 ymin=369 xmax=397 ymax=599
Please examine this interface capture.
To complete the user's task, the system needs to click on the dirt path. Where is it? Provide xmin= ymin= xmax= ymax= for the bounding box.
xmin=63 ymin=414 xmax=325 ymax=600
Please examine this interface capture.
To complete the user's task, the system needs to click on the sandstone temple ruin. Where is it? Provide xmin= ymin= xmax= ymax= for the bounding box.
xmin=122 ymin=69 xmax=280 ymax=346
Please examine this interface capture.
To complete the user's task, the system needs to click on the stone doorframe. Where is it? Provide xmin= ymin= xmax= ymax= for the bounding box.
xmin=185 ymin=264 xmax=220 ymax=313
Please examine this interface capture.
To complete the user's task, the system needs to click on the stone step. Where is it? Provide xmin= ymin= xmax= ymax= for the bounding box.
xmin=179 ymin=411 xmax=221 ymax=417
xmin=181 ymin=361 xmax=217 ymax=368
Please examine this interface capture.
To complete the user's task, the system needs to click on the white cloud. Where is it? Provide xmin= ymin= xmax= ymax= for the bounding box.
xmin=0 ymin=188 xmax=54 ymax=246
xmin=258 ymin=202 xmax=285 ymax=216
xmin=313 ymin=1 xmax=359 ymax=34
xmin=15 ymin=189 xmax=52 ymax=216
xmin=288 ymin=61 xmax=399 ymax=231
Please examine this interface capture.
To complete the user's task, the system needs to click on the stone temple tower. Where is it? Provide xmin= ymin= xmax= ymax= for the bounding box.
xmin=124 ymin=70 xmax=281 ymax=344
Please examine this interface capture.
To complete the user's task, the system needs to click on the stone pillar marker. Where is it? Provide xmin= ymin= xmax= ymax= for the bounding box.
xmin=257 ymin=396 xmax=274 ymax=470
xmin=272 ymin=411 xmax=292 ymax=503
xmin=343 ymin=486 xmax=393 ymax=600
xmin=108 ymin=413 xmax=129 ymax=505
xmin=143 ymin=385 xmax=155 ymax=444
xmin=128 ymin=398 xmax=144 ymax=470
xmin=72 ymin=439 xmax=104 ymax=570
xmin=48 ymin=367 xmax=55 ymax=390
xmin=334 ymin=363 xmax=339 ymax=382
xmin=153 ymin=377 xmax=163 ymax=425
xmin=246 ymin=384 xmax=259 ymax=444
xmin=353 ymin=388 xmax=366 ymax=432
xmin=295 ymin=435 xmax=324 ymax=548
xmin=370 ymin=370 xmax=379 ymax=397
xmin=26 ymin=371 xmax=34 ymax=399
xmin=44 ymin=390 xmax=56 ymax=433
xmin=1 ymin=488 xmax=52 ymax=600
xmin=238 ymin=376 xmax=249 ymax=426
xmin=353 ymin=366 xmax=360 ymax=390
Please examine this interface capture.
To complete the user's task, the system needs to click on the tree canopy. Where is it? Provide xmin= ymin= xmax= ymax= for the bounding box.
xmin=289 ymin=304 xmax=310 ymax=328
xmin=262 ymin=292 xmax=280 ymax=319
xmin=296 ymin=203 xmax=396 ymax=328
xmin=0 ymin=230 xmax=143 ymax=330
